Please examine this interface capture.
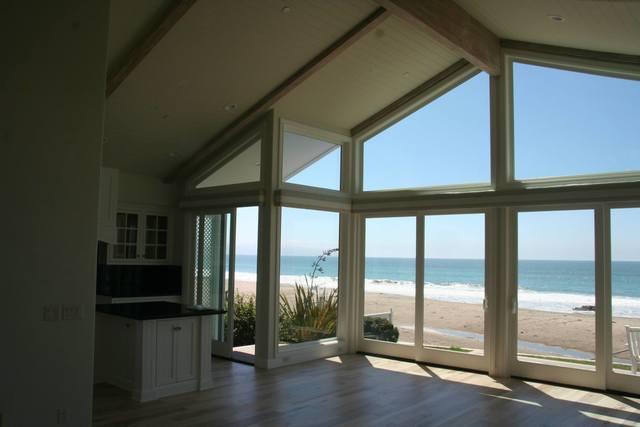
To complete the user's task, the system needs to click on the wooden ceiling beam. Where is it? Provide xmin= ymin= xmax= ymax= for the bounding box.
xmin=377 ymin=0 xmax=501 ymax=76
xmin=165 ymin=7 xmax=391 ymax=183
xmin=106 ymin=0 xmax=197 ymax=97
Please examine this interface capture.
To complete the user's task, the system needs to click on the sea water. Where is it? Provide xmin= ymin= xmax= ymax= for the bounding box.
xmin=233 ymin=255 xmax=640 ymax=318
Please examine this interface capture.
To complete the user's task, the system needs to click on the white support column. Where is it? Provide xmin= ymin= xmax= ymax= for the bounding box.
xmin=255 ymin=111 xmax=279 ymax=368
xmin=491 ymin=207 xmax=515 ymax=377
xmin=595 ymin=206 xmax=611 ymax=389
xmin=485 ymin=209 xmax=498 ymax=375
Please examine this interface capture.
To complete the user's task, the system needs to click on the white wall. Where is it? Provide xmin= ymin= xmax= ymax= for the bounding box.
xmin=0 ymin=1 xmax=109 ymax=426
xmin=118 ymin=171 xmax=181 ymax=207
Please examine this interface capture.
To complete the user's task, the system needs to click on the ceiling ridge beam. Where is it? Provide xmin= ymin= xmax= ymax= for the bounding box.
xmin=165 ymin=6 xmax=392 ymax=183
xmin=106 ymin=0 xmax=197 ymax=98
xmin=351 ymin=59 xmax=474 ymax=138
xmin=502 ymin=39 xmax=640 ymax=67
xmin=377 ymin=0 xmax=500 ymax=76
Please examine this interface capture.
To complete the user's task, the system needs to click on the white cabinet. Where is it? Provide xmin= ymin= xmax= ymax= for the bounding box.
xmin=110 ymin=208 xmax=172 ymax=264
xmin=94 ymin=314 xmax=135 ymax=389
xmin=156 ymin=318 xmax=197 ymax=386
xmin=94 ymin=313 xmax=213 ymax=402
xmin=97 ymin=167 xmax=119 ymax=243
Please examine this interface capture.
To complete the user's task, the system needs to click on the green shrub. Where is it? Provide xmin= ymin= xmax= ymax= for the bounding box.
xmin=363 ymin=317 xmax=399 ymax=343
xmin=233 ymin=294 xmax=256 ymax=346
xmin=279 ymin=283 xmax=337 ymax=343
xmin=279 ymin=249 xmax=339 ymax=344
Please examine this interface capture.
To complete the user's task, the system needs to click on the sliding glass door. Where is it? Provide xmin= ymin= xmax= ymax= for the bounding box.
xmin=511 ymin=208 xmax=601 ymax=388
xmin=417 ymin=213 xmax=488 ymax=371
xmin=192 ymin=208 xmax=258 ymax=364
xmin=607 ymin=207 xmax=640 ymax=393
xmin=359 ymin=212 xmax=490 ymax=371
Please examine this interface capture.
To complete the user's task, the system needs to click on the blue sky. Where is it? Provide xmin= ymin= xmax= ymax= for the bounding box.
xmin=235 ymin=64 xmax=639 ymax=261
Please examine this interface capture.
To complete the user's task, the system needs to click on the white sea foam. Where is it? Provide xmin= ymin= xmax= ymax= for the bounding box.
xmin=233 ymin=272 xmax=640 ymax=318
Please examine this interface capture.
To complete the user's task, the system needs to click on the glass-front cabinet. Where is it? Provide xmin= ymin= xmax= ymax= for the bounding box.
xmin=111 ymin=208 xmax=171 ymax=264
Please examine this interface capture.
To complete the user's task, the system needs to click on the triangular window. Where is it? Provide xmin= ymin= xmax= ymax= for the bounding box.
xmin=196 ymin=139 xmax=261 ymax=189
xmin=363 ymin=72 xmax=490 ymax=191
xmin=282 ymin=131 xmax=341 ymax=190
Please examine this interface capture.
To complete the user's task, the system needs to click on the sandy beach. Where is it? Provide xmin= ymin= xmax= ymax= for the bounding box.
xmin=234 ymin=280 xmax=638 ymax=361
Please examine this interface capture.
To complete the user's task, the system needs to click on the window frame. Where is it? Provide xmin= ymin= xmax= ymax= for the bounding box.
xmin=278 ymin=119 xmax=350 ymax=194
xmin=355 ymin=65 xmax=494 ymax=195
xmin=508 ymin=204 xmax=604 ymax=390
xmin=504 ymin=49 xmax=640 ymax=189
xmin=356 ymin=207 xmax=495 ymax=373
xmin=275 ymin=204 xmax=346 ymax=353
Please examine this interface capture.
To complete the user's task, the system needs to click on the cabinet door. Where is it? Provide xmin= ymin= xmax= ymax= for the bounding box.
xmin=142 ymin=214 xmax=170 ymax=263
xmin=111 ymin=212 xmax=140 ymax=262
xmin=155 ymin=319 xmax=176 ymax=386
xmin=174 ymin=318 xmax=197 ymax=382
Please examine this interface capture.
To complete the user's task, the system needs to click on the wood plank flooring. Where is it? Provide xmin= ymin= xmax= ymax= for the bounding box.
xmin=93 ymin=354 xmax=640 ymax=426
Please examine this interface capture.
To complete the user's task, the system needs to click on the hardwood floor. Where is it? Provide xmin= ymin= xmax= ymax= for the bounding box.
xmin=93 ymin=354 xmax=640 ymax=426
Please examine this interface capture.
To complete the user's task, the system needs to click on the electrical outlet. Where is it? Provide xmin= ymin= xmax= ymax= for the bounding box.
xmin=42 ymin=304 xmax=60 ymax=321
xmin=62 ymin=304 xmax=82 ymax=320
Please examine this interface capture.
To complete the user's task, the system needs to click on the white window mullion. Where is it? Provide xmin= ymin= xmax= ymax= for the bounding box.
xmin=415 ymin=216 xmax=425 ymax=355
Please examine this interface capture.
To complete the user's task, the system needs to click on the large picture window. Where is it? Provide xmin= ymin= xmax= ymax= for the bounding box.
xmin=363 ymin=72 xmax=490 ymax=191
xmin=513 ymin=62 xmax=640 ymax=181
xmin=279 ymin=207 xmax=340 ymax=345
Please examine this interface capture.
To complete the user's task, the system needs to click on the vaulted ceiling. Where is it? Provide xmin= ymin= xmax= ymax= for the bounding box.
xmin=103 ymin=0 xmax=640 ymax=179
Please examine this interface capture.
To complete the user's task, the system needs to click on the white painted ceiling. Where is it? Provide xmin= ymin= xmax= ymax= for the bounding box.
xmin=456 ymin=0 xmax=640 ymax=55
xmin=274 ymin=15 xmax=461 ymax=135
xmin=107 ymin=0 xmax=172 ymax=77
xmin=104 ymin=0 xmax=640 ymax=179
xmin=104 ymin=0 xmax=378 ymax=177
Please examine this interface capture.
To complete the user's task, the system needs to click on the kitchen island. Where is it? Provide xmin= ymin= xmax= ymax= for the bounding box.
xmin=95 ymin=302 xmax=225 ymax=402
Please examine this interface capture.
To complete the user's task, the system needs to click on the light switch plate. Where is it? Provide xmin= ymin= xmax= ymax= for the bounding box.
xmin=62 ymin=304 xmax=82 ymax=321
xmin=43 ymin=304 xmax=60 ymax=321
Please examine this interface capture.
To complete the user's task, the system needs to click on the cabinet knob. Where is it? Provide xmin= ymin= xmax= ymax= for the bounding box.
xmin=173 ymin=326 xmax=182 ymax=331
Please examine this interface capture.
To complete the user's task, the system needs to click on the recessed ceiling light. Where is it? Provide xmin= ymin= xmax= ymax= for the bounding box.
xmin=168 ymin=152 xmax=178 ymax=158
xmin=547 ymin=14 xmax=566 ymax=22
xmin=281 ymin=6 xmax=291 ymax=13
xmin=224 ymin=103 xmax=238 ymax=112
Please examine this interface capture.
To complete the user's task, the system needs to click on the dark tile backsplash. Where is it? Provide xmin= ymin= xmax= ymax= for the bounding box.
xmin=96 ymin=264 xmax=182 ymax=297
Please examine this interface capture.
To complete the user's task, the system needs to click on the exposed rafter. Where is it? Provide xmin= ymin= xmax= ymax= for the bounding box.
xmin=106 ymin=0 xmax=197 ymax=97
xmin=377 ymin=0 xmax=501 ymax=76
xmin=165 ymin=7 xmax=392 ymax=183
xmin=351 ymin=59 xmax=475 ymax=137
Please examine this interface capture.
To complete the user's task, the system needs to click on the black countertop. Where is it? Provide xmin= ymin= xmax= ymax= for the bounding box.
xmin=96 ymin=302 xmax=225 ymax=320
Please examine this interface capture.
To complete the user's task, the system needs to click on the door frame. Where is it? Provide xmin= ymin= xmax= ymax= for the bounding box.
xmin=357 ymin=208 xmax=494 ymax=373
xmin=508 ymin=204 xmax=604 ymax=389
xmin=189 ymin=209 xmax=237 ymax=359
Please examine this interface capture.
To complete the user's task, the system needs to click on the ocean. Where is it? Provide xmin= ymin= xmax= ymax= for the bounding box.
xmin=233 ymin=255 xmax=640 ymax=318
